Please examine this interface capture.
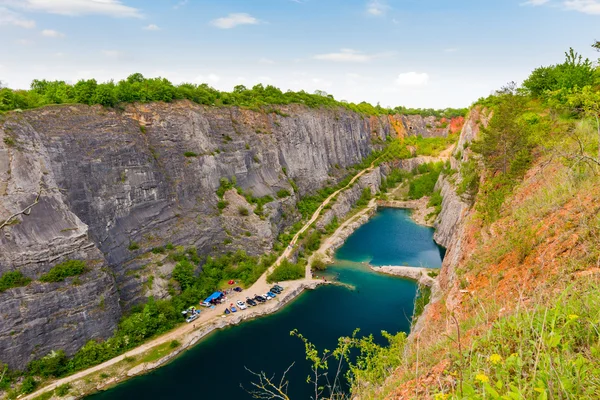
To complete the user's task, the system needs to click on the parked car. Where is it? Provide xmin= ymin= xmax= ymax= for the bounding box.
xmin=273 ymin=285 xmax=284 ymax=291
xmin=186 ymin=314 xmax=199 ymax=323
xmin=246 ymin=297 xmax=257 ymax=306
xmin=266 ymin=291 xmax=276 ymax=298
xmin=254 ymin=295 xmax=266 ymax=303
xmin=233 ymin=287 xmax=243 ymax=292
xmin=236 ymin=300 xmax=247 ymax=310
xmin=270 ymin=287 xmax=281 ymax=294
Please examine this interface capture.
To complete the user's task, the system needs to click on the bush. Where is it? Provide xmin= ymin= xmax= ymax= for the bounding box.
xmin=128 ymin=242 xmax=140 ymax=251
xmin=408 ymin=162 xmax=444 ymax=199
xmin=311 ymin=255 xmax=327 ymax=271
xmin=356 ymin=187 xmax=372 ymax=207
xmin=217 ymin=200 xmax=228 ymax=211
xmin=276 ymin=189 xmax=291 ymax=198
xmin=20 ymin=376 xmax=37 ymax=394
xmin=55 ymin=383 xmax=71 ymax=397
xmin=267 ymin=260 xmax=305 ymax=283
xmin=305 ymin=230 xmax=322 ymax=252
xmin=172 ymin=260 xmax=195 ymax=291
xmin=238 ymin=206 xmax=249 ymax=216
xmin=183 ymin=151 xmax=198 ymax=157
xmin=0 ymin=271 xmax=31 ymax=293
xmin=40 ymin=260 xmax=86 ymax=283
xmin=169 ymin=340 xmax=181 ymax=348
xmin=27 ymin=350 xmax=69 ymax=378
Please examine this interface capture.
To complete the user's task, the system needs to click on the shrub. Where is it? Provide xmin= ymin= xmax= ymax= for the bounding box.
xmin=267 ymin=259 xmax=304 ymax=283
xmin=27 ymin=350 xmax=69 ymax=378
xmin=40 ymin=260 xmax=86 ymax=283
xmin=276 ymin=189 xmax=291 ymax=198
xmin=356 ymin=187 xmax=372 ymax=207
xmin=217 ymin=200 xmax=228 ymax=211
xmin=305 ymin=230 xmax=322 ymax=252
xmin=128 ymin=242 xmax=140 ymax=251
xmin=408 ymin=162 xmax=444 ymax=199
xmin=183 ymin=151 xmax=198 ymax=157
xmin=0 ymin=271 xmax=31 ymax=293
xmin=3 ymin=137 xmax=15 ymax=147
xmin=172 ymin=260 xmax=195 ymax=291
xmin=151 ymin=246 xmax=165 ymax=254
xmin=238 ymin=206 xmax=249 ymax=216
xmin=169 ymin=340 xmax=181 ymax=348
xmin=216 ymin=177 xmax=234 ymax=198
xmin=311 ymin=255 xmax=327 ymax=271
xmin=55 ymin=383 xmax=71 ymax=397
xmin=20 ymin=376 xmax=37 ymax=394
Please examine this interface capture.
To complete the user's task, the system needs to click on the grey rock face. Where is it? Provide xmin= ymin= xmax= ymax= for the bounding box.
xmin=0 ymin=102 xmax=452 ymax=369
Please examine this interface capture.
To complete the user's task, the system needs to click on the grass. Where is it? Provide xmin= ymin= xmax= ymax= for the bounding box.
xmin=141 ymin=342 xmax=176 ymax=364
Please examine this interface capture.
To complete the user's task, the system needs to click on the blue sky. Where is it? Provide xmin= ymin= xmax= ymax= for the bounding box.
xmin=0 ymin=0 xmax=598 ymax=108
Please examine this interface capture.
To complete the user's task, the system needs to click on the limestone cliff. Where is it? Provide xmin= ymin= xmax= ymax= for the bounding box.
xmin=0 ymin=101 xmax=443 ymax=369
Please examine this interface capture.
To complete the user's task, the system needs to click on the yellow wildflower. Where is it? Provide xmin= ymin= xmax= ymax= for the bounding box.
xmin=568 ymin=314 xmax=579 ymax=321
xmin=475 ymin=373 xmax=489 ymax=383
xmin=489 ymin=354 xmax=503 ymax=364
xmin=434 ymin=394 xmax=449 ymax=400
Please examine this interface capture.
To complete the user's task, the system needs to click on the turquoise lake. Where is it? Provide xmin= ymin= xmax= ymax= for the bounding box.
xmin=89 ymin=208 xmax=444 ymax=399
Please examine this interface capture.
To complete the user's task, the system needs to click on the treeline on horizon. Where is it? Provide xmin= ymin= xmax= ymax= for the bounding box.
xmin=0 ymin=73 xmax=467 ymax=119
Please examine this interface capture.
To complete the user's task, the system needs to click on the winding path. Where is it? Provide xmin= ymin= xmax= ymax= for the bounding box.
xmin=21 ymin=160 xmax=380 ymax=400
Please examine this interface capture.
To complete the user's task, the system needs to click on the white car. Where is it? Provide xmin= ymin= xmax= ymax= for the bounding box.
xmin=236 ymin=300 xmax=247 ymax=310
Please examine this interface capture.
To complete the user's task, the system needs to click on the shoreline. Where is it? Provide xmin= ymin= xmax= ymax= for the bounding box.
xmin=376 ymin=198 xmax=436 ymax=227
xmin=22 ymin=279 xmax=324 ymax=399
xmin=20 ymin=161 xmax=382 ymax=400
xmin=369 ymin=265 xmax=437 ymax=287
xmin=19 ymin=163 xmax=444 ymax=400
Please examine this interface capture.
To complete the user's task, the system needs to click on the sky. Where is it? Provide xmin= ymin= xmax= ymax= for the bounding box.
xmin=0 ymin=0 xmax=599 ymax=108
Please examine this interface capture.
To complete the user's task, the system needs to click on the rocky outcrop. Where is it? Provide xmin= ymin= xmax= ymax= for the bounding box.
xmin=0 ymin=101 xmax=447 ymax=369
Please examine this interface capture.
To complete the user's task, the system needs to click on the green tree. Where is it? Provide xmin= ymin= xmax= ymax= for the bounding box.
xmin=472 ymin=93 xmax=530 ymax=174
xmin=568 ymin=86 xmax=600 ymax=161
xmin=73 ymin=79 xmax=98 ymax=105
xmin=93 ymin=82 xmax=117 ymax=107
xmin=172 ymin=260 xmax=195 ymax=291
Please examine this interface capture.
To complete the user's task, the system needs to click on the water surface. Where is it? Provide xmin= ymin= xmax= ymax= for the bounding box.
xmin=89 ymin=208 xmax=443 ymax=399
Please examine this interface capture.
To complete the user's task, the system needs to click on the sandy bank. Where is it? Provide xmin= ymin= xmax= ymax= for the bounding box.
xmin=370 ymin=265 xmax=437 ymax=287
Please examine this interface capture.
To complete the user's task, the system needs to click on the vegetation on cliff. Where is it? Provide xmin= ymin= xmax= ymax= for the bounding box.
xmin=0 ymin=73 xmax=467 ymax=118
xmin=240 ymin=43 xmax=600 ymax=400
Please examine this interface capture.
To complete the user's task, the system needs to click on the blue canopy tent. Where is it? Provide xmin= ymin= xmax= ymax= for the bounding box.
xmin=201 ymin=291 xmax=223 ymax=306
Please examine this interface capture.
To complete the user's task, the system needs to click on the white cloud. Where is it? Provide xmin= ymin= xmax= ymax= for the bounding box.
xmin=210 ymin=13 xmax=259 ymax=29
xmin=522 ymin=0 xmax=600 ymax=14
xmin=313 ymin=48 xmax=393 ymax=63
xmin=0 ymin=7 xmax=35 ymax=28
xmin=521 ymin=0 xmax=551 ymax=5
xmin=367 ymin=0 xmax=389 ymax=16
xmin=444 ymin=48 xmax=459 ymax=53
xmin=564 ymin=0 xmax=600 ymax=14
xmin=143 ymin=24 xmax=160 ymax=31
xmin=195 ymin=73 xmax=221 ymax=84
xmin=42 ymin=29 xmax=65 ymax=38
xmin=395 ymin=72 xmax=430 ymax=86
xmin=173 ymin=0 xmax=188 ymax=9
xmin=0 ymin=0 xmax=142 ymax=18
